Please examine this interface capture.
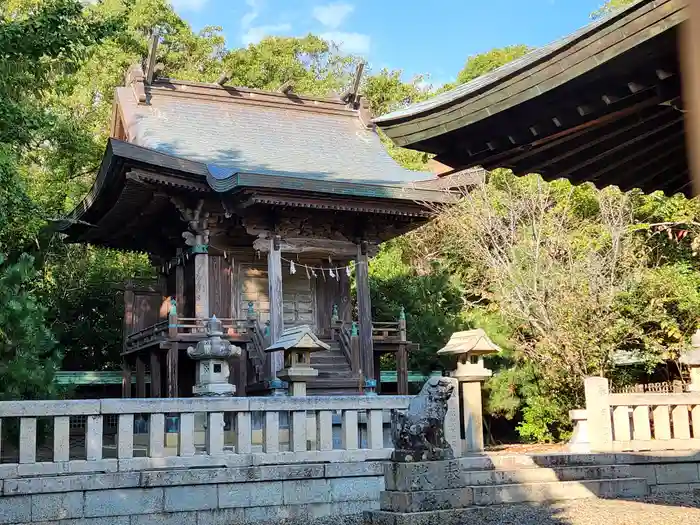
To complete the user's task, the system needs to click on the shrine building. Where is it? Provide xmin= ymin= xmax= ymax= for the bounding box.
xmin=57 ymin=58 xmax=452 ymax=399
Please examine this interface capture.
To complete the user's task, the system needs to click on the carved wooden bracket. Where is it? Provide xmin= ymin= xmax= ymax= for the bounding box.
xmin=171 ymin=197 xmax=210 ymax=246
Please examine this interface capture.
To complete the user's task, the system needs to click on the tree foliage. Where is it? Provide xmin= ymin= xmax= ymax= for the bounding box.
xmin=591 ymin=0 xmax=636 ymax=20
xmin=4 ymin=0 xmax=700 ymax=451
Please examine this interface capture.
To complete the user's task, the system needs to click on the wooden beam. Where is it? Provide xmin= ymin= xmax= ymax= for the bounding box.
xmin=516 ymin=107 xmax=674 ymax=174
xmin=355 ymin=241 xmax=374 ymax=383
xmin=590 ymin=141 xmax=685 ymax=187
xmin=466 ymin=96 xmax=661 ymax=169
xmin=541 ymin=117 xmax=684 ymax=180
xmin=267 ymin=235 xmax=284 ymax=379
xmin=564 ymin=127 xmax=685 ymax=184
xmin=680 ymin=1 xmax=700 ymax=196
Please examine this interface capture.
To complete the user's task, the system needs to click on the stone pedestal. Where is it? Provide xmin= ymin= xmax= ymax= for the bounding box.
xmin=567 ymin=409 xmax=590 ymax=453
xmin=437 ymin=329 xmax=499 ymax=454
xmin=452 ymin=368 xmax=491 ymax=454
xmin=364 ymin=460 xmax=476 ymax=525
xmin=278 ymin=366 xmax=318 ymax=397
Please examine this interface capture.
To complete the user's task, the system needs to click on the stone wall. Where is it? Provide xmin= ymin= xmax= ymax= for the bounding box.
xmin=0 ymin=461 xmax=384 ymax=525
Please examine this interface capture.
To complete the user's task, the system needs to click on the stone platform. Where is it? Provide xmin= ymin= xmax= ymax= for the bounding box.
xmin=364 ymin=455 xmax=654 ymax=525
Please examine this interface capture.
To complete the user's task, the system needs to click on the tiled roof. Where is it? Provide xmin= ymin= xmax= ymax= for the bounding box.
xmin=374 ymin=0 xmax=644 ymax=123
xmin=117 ymin=79 xmax=432 ymax=187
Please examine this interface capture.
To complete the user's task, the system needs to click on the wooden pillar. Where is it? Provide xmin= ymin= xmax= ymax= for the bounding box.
xmin=268 ymin=235 xmax=284 ymax=379
xmin=135 ymin=354 xmax=146 ymax=398
xmin=355 ymin=241 xmax=374 ymax=382
xmin=350 ymin=323 xmax=361 ymax=374
xmin=194 ymin=249 xmax=209 ymax=322
xmin=121 ymin=359 xmax=132 ymax=398
xmin=175 ymin=248 xmax=185 ymax=316
xmin=166 ymin=345 xmax=179 ymax=398
xmin=396 ymin=345 xmax=409 ymax=396
xmin=122 ymin=284 xmax=135 ymax=353
xmin=150 ymin=351 xmax=161 ymax=398
xmin=681 ymin=0 xmax=700 ymax=195
xmin=233 ymin=347 xmax=247 ymax=397
xmin=373 ymin=352 xmax=382 ymax=394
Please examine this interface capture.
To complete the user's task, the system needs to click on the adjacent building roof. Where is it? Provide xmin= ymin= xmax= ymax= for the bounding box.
xmin=375 ymin=0 xmax=690 ymax=196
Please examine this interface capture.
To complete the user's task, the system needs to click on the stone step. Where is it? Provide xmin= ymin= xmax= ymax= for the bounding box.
xmin=463 ymin=464 xmax=633 ymax=485
xmin=470 ymin=477 xmax=648 ymax=505
xmin=458 ymin=453 xmax=619 ymax=472
xmin=379 ymin=477 xmax=648 ymax=512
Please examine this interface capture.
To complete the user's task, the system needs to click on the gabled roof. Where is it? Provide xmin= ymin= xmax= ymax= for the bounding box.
xmin=437 ymin=329 xmax=501 ymax=356
xmin=265 ymin=325 xmax=330 ymax=352
xmin=117 ymin=76 xmax=432 ymax=187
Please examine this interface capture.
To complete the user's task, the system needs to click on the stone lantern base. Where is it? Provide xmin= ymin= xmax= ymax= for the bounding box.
xmin=192 ymin=359 xmax=235 ymax=397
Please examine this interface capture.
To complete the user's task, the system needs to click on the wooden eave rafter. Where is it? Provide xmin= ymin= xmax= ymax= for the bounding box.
xmin=237 ymin=191 xmax=434 ymax=217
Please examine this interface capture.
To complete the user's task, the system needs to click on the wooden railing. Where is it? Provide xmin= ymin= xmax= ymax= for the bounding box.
xmin=124 ymin=316 xmax=250 ymax=353
xmin=333 ymin=321 xmax=359 ymax=372
xmin=585 ymin=377 xmax=700 ymax=452
xmin=125 ymin=320 xmax=169 ymax=350
xmin=246 ymin=316 xmax=268 ymax=382
xmin=610 ymin=381 xmax=685 ymax=394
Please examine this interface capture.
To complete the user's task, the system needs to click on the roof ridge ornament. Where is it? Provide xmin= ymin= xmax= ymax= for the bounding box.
xmin=340 ymin=61 xmax=365 ymax=107
xmin=125 ymin=64 xmax=147 ymax=104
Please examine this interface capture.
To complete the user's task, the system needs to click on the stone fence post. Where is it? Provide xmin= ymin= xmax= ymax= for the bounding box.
xmin=584 ymin=376 xmax=613 ymax=452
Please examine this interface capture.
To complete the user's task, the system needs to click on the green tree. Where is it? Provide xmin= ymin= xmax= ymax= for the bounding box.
xmin=456 ymin=45 xmax=531 ymax=84
xmin=591 ymin=0 xmax=636 ymax=19
xmin=0 ymin=254 xmax=62 ymax=400
xmin=369 ymin=240 xmax=467 ymax=373
xmin=363 ymin=68 xmax=433 ymax=171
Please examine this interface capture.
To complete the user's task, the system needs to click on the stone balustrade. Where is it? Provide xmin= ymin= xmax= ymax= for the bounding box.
xmin=584 ymin=377 xmax=700 ymax=452
xmin=0 ymin=396 xmax=446 ymax=478
xmin=0 ymin=392 xmax=465 ymax=525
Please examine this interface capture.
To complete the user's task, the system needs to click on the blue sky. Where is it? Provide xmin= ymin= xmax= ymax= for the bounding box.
xmin=171 ymin=0 xmax=605 ymax=86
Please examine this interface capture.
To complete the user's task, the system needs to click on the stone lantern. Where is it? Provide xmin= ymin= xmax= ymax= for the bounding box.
xmin=265 ymin=325 xmax=330 ymax=396
xmin=437 ymin=329 xmax=500 ymax=452
xmin=681 ymin=329 xmax=700 ymax=392
xmin=187 ymin=315 xmax=242 ymax=396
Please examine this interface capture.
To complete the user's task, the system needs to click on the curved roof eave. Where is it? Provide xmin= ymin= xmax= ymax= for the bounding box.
xmin=373 ymin=0 xmax=647 ymax=126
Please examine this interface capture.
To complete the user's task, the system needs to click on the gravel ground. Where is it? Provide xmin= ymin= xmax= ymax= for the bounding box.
xmin=465 ymin=492 xmax=700 ymax=524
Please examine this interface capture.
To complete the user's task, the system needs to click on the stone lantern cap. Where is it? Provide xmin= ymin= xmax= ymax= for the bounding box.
xmin=436 ymin=329 xmax=500 ymax=357
xmin=265 ymin=325 xmax=330 ymax=353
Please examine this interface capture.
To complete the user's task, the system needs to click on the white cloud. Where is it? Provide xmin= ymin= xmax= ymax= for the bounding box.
xmin=241 ymin=0 xmax=261 ymax=28
xmin=242 ymin=23 xmax=293 ymax=45
xmin=312 ymin=3 xmax=354 ymax=29
xmin=320 ymin=31 xmax=370 ymax=54
xmin=169 ymin=0 xmax=209 ymax=11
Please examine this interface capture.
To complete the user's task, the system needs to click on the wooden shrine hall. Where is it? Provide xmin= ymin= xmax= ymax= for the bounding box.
xmin=56 ymin=55 xmax=452 ymax=398
xmin=375 ymin=0 xmax=700 ymax=197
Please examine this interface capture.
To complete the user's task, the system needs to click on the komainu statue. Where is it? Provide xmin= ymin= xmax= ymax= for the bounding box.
xmin=391 ymin=376 xmax=455 ymax=462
